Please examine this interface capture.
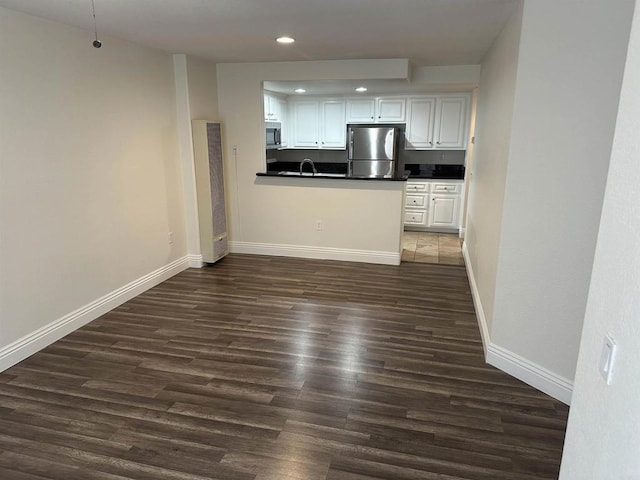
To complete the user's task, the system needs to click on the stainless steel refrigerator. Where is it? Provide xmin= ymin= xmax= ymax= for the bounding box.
xmin=347 ymin=125 xmax=399 ymax=178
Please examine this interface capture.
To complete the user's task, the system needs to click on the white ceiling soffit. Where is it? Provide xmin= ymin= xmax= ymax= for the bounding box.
xmin=264 ymin=65 xmax=481 ymax=96
xmin=0 ymin=0 xmax=519 ymax=66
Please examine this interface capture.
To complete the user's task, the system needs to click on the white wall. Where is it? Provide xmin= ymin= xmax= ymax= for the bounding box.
xmin=491 ymin=0 xmax=634 ymax=382
xmin=560 ymin=2 xmax=640 ymax=476
xmin=216 ymin=60 xmax=409 ymax=264
xmin=172 ymin=54 xmax=219 ymax=262
xmin=465 ymin=0 xmax=634 ymax=403
xmin=187 ymin=56 xmax=219 ymax=121
xmin=0 ymin=8 xmax=187 ymax=362
xmin=464 ymin=1 xmax=523 ymax=334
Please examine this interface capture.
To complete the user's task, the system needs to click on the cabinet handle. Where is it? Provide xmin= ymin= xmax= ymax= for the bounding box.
xmin=436 ymin=141 xmax=441 ymax=145
xmin=371 ymin=116 xmax=374 ymax=119
xmin=378 ymin=116 xmax=381 ymax=119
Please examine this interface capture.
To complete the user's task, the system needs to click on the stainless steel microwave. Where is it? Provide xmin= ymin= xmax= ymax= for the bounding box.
xmin=265 ymin=122 xmax=282 ymax=149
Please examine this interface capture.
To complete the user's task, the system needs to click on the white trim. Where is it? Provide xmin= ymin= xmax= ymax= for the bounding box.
xmin=462 ymin=241 xmax=573 ymax=405
xmin=188 ymin=254 xmax=204 ymax=268
xmin=229 ymin=241 xmax=400 ymax=266
xmin=487 ymin=343 xmax=573 ymax=405
xmin=462 ymin=241 xmax=490 ymax=355
xmin=0 ymin=256 xmax=191 ymax=373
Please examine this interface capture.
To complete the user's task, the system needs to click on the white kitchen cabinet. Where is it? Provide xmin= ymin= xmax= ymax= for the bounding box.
xmin=404 ymin=210 xmax=428 ymax=226
xmin=346 ymin=97 xmax=406 ymax=123
xmin=320 ymin=101 xmax=346 ymax=148
xmin=433 ymin=96 xmax=468 ymax=148
xmin=404 ymin=181 xmax=430 ymax=227
xmin=278 ymin=97 xmax=289 ymax=147
xmin=376 ymin=97 xmax=406 ymax=122
xmin=406 ymin=95 xmax=469 ymax=150
xmin=346 ymin=99 xmax=376 ymax=122
xmin=429 ymin=194 xmax=461 ymax=228
xmin=404 ymin=179 xmax=462 ymax=231
xmin=405 ymin=97 xmax=436 ymax=149
xmin=291 ymin=99 xmax=346 ymax=149
xmin=263 ymin=92 xmax=284 ymax=122
xmin=292 ymin=101 xmax=320 ymax=147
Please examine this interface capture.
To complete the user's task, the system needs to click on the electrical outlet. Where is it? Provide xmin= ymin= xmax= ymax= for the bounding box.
xmin=315 ymin=220 xmax=323 ymax=231
xmin=168 ymin=231 xmax=174 ymax=244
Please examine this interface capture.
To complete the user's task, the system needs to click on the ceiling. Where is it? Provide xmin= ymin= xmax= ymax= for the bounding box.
xmin=0 ymin=0 xmax=519 ymax=66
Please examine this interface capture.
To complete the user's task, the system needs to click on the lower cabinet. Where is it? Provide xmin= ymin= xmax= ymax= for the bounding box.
xmin=404 ymin=180 xmax=462 ymax=230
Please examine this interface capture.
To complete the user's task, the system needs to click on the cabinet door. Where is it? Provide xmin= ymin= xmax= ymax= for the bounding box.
xmin=263 ymin=94 xmax=272 ymax=121
xmin=376 ymin=98 xmax=406 ymax=122
xmin=320 ymin=100 xmax=346 ymax=148
xmin=405 ymin=97 xmax=436 ymax=149
xmin=278 ymin=98 xmax=288 ymax=147
xmin=264 ymin=94 xmax=279 ymax=121
xmin=347 ymin=99 xmax=376 ymax=123
xmin=433 ymin=96 xmax=467 ymax=148
xmin=429 ymin=194 xmax=460 ymax=228
xmin=292 ymin=101 xmax=319 ymax=148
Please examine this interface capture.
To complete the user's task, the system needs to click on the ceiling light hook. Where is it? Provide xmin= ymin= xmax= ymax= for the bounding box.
xmin=91 ymin=0 xmax=102 ymax=48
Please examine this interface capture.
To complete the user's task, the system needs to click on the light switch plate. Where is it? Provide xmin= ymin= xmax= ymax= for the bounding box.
xmin=599 ymin=334 xmax=617 ymax=385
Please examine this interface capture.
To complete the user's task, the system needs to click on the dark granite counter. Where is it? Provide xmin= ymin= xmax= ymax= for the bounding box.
xmin=404 ymin=163 xmax=465 ymax=179
xmin=256 ymin=171 xmax=408 ymax=181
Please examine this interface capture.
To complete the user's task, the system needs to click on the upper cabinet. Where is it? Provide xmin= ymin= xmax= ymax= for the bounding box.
xmin=376 ymin=97 xmax=406 ymax=122
xmin=406 ymin=97 xmax=437 ymax=149
xmin=405 ymin=94 xmax=469 ymax=150
xmin=346 ymin=99 xmax=376 ymax=123
xmin=433 ymin=96 xmax=468 ymax=149
xmin=263 ymin=92 xmax=284 ymax=122
xmin=346 ymin=97 xmax=406 ymax=123
xmin=280 ymin=92 xmax=470 ymax=151
xmin=291 ymin=99 xmax=346 ymax=149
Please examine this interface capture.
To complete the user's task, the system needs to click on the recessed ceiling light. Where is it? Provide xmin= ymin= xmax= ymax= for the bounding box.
xmin=355 ymin=86 xmax=368 ymax=92
xmin=276 ymin=36 xmax=295 ymax=44
xmin=294 ymin=88 xmax=306 ymax=93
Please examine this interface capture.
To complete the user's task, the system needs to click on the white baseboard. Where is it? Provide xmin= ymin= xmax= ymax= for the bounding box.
xmin=188 ymin=254 xmax=204 ymax=268
xmin=461 ymin=242 xmax=490 ymax=356
xmin=462 ymin=242 xmax=573 ymax=405
xmin=229 ymin=241 xmax=400 ymax=266
xmin=487 ymin=343 xmax=573 ymax=404
xmin=0 ymin=255 xmax=192 ymax=373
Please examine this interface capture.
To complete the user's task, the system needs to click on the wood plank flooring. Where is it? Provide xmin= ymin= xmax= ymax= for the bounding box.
xmin=0 ymin=254 xmax=568 ymax=479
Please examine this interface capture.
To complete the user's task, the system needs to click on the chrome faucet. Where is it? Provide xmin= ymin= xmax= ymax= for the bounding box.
xmin=299 ymin=158 xmax=318 ymax=175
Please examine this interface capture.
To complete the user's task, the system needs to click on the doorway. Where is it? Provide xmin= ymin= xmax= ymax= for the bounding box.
xmin=401 ymin=232 xmax=463 ymax=265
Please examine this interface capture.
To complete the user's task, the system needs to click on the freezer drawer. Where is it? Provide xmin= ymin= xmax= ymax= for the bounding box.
xmin=348 ymin=160 xmax=395 ymax=178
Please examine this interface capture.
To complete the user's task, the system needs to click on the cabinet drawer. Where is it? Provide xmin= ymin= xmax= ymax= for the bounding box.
xmin=406 ymin=194 xmax=427 ymax=208
xmin=404 ymin=210 xmax=427 ymax=225
xmin=406 ymin=182 xmax=429 ymax=193
xmin=431 ymin=183 xmax=462 ymax=194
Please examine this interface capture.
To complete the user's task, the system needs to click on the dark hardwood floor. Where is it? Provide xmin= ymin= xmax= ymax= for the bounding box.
xmin=0 ymin=254 xmax=568 ymax=479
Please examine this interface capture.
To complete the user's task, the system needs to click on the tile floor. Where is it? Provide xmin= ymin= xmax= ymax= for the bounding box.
xmin=401 ymin=231 xmax=464 ymax=265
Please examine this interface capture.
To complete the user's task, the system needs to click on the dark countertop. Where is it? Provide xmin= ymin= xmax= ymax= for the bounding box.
xmin=256 ymin=171 xmax=408 ymax=181
xmin=407 ymin=174 xmax=465 ymax=180
xmin=404 ymin=164 xmax=465 ymax=180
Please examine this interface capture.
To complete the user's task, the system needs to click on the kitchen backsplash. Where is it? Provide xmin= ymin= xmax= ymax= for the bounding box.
xmin=269 ymin=148 xmax=466 ymax=165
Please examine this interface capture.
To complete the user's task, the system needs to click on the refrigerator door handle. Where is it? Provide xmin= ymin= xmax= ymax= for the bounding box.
xmin=348 ymin=129 xmax=354 ymax=158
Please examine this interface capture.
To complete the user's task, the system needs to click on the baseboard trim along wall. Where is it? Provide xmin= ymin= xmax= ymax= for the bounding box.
xmin=461 ymin=242 xmax=573 ymax=405
xmin=229 ymin=241 xmax=401 ymax=266
xmin=188 ymin=254 xmax=204 ymax=268
xmin=0 ymin=255 xmax=192 ymax=373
